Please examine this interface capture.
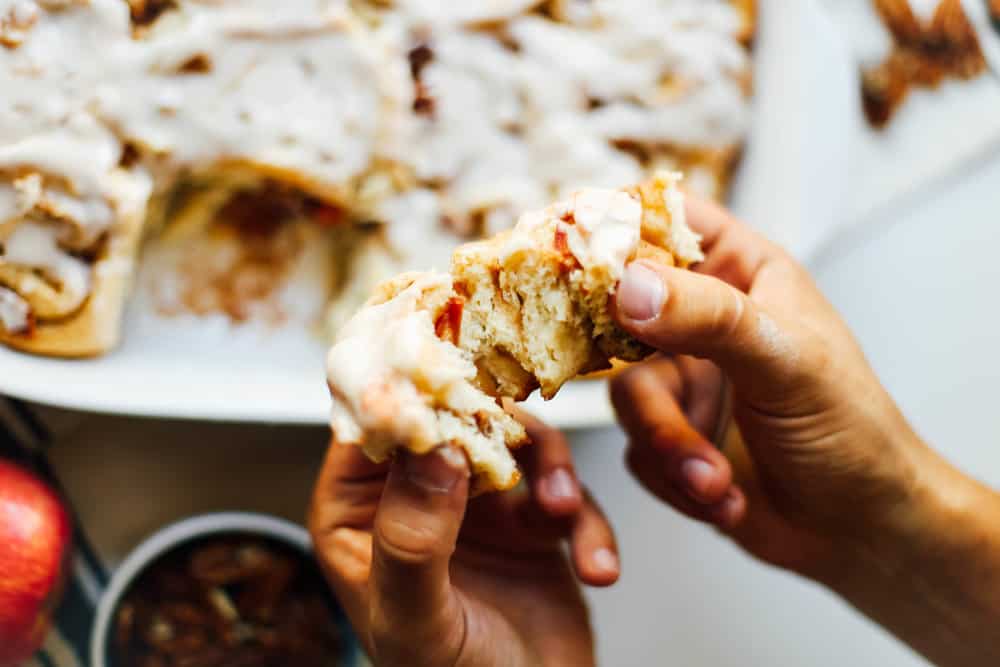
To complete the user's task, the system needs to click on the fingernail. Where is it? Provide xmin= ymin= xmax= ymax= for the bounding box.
xmin=543 ymin=468 xmax=579 ymax=502
xmin=618 ymin=263 xmax=666 ymax=322
xmin=592 ymin=548 xmax=619 ymax=574
xmin=680 ymin=458 xmax=717 ymax=502
xmin=403 ymin=447 xmax=467 ymax=493
xmin=719 ymin=488 xmax=744 ymax=524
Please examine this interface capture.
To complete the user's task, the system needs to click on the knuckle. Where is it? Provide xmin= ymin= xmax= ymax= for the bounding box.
xmin=701 ymin=286 xmax=748 ymax=342
xmin=648 ymin=423 xmax=686 ymax=457
xmin=375 ymin=515 xmax=442 ymax=566
xmin=536 ymin=425 xmax=571 ymax=461
xmin=306 ymin=504 xmax=325 ymax=544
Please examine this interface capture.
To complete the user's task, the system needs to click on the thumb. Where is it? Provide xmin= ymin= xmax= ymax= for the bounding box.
xmin=615 ymin=260 xmax=797 ymax=390
xmin=369 ymin=446 xmax=470 ymax=666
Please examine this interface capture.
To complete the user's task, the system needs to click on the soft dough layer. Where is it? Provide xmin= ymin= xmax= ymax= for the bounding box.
xmin=327 ymin=172 xmax=700 ymax=492
xmin=327 ymin=272 xmax=528 ymax=494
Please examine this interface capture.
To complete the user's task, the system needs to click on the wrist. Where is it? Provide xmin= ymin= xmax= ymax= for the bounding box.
xmin=814 ymin=437 xmax=1000 ymax=665
xmin=817 ymin=435 xmax=968 ymax=581
xmin=858 ymin=439 xmax=995 ymax=579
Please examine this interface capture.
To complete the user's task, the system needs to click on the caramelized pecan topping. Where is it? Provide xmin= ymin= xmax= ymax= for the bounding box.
xmin=864 ymin=0 xmax=986 ymax=129
xmin=408 ymin=43 xmax=436 ymax=117
xmin=112 ymin=535 xmax=344 ymax=666
xmin=128 ymin=0 xmax=177 ymax=30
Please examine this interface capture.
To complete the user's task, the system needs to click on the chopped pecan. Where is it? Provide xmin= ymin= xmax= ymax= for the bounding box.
xmin=306 ymin=201 xmax=345 ymax=228
xmin=129 ymin=0 xmax=177 ymax=29
xmin=408 ymin=43 xmax=434 ymax=79
xmin=413 ymin=87 xmax=436 ymax=116
xmin=874 ymin=0 xmax=922 ymax=46
xmin=0 ymin=2 xmax=39 ymax=49
xmin=554 ymin=226 xmax=570 ymax=256
xmin=178 ymin=53 xmax=212 ymax=74
xmin=408 ymin=43 xmax=436 ymax=117
xmin=112 ymin=534 xmax=344 ymax=665
xmin=861 ymin=56 xmax=910 ymax=129
xmin=119 ymin=142 xmax=141 ymax=168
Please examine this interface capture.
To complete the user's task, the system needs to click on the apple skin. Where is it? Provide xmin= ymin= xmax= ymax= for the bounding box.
xmin=0 ymin=459 xmax=72 ymax=667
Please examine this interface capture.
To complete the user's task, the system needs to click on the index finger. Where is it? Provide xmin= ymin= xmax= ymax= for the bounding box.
xmin=307 ymin=438 xmax=389 ymax=642
xmin=684 ymin=194 xmax=783 ymax=294
xmin=611 ymin=361 xmax=734 ymax=506
xmin=309 ymin=436 xmax=388 ymax=536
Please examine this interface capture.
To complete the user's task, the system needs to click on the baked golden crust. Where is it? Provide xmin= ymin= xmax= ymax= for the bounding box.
xmin=0 ymin=205 xmax=145 ymax=358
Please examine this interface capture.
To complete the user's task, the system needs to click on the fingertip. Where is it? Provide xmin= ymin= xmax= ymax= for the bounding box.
xmin=616 ymin=261 xmax=668 ymax=326
xmin=516 ymin=414 xmax=583 ymax=516
xmin=572 ymin=544 xmax=620 ymax=588
xmin=710 ymin=485 xmax=747 ymax=530
xmin=536 ymin=467 xmax=583 ymax=517
xmin=677 ymin=450 xmax=733 ymax=505
xmin=395 ymin=446 xmax=470 ymax=496
xmin=323 ymin=527 xmax=373 ymax=586
xmin=570 ymin=490 xmax=620 ymax=587
xmin=584 ymin=547 xmax=621 ymax=587
xmin=680 ymin=458 xmax=723 ymax=503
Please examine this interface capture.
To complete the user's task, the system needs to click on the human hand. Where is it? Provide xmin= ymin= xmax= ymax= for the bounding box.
xmin=308 ymin=412 xmax=618 ymax=667
xmin=609 ymin=195 xmax=940 ymax=578
xmin=609 ymin=197 xmax=1000 ymax=666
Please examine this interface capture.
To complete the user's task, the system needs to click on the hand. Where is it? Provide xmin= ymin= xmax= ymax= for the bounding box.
xmin=610 ymin=196 xmax=1000 ymax=666
xmin=308 ymin=412 xmax=618 ymax=667
xmin=610 ymin=195 xmax=942 ymax=577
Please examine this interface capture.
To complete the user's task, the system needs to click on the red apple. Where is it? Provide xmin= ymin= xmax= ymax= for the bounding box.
xmin=0 ymin=459 xmax=72 ymax=667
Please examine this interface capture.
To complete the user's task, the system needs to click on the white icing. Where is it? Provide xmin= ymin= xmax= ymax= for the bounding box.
xmin=375 ymin=0 xmax=749 ymax=248
xmin=502 ymin=186 xmax=643 ymax=281
xmin=94 ymin=2 xmax=381 ymax=186
xmin=0 ymin=0 xmax=745 ymax=334
xmin=383 ymin=0 xmax=544 ymax=25
xmin=565 ymin=189 xmax=643 ymax=279
xmin=501 ymin=173 xmax=697 ymax=276
xmin=0 ymin=0 xmax=383 ymax=324
xmin=375 ymin=188 xmax=455 ymax=271
xmin=327 ymin=272 xmax=499 ymax=452
xmin=0 ymin=174 xmax=40 ymax=230
xmin=2 ymin=221 xmax=91 ymax=303
xmin=0 ymin=285 xmax=29 ymax=333
xmin=664 ymin=177 xmax=701 ymax=263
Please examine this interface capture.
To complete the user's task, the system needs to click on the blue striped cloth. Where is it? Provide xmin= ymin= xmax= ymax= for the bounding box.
xmin=0 ymin=398 xmax=107 ymax=667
